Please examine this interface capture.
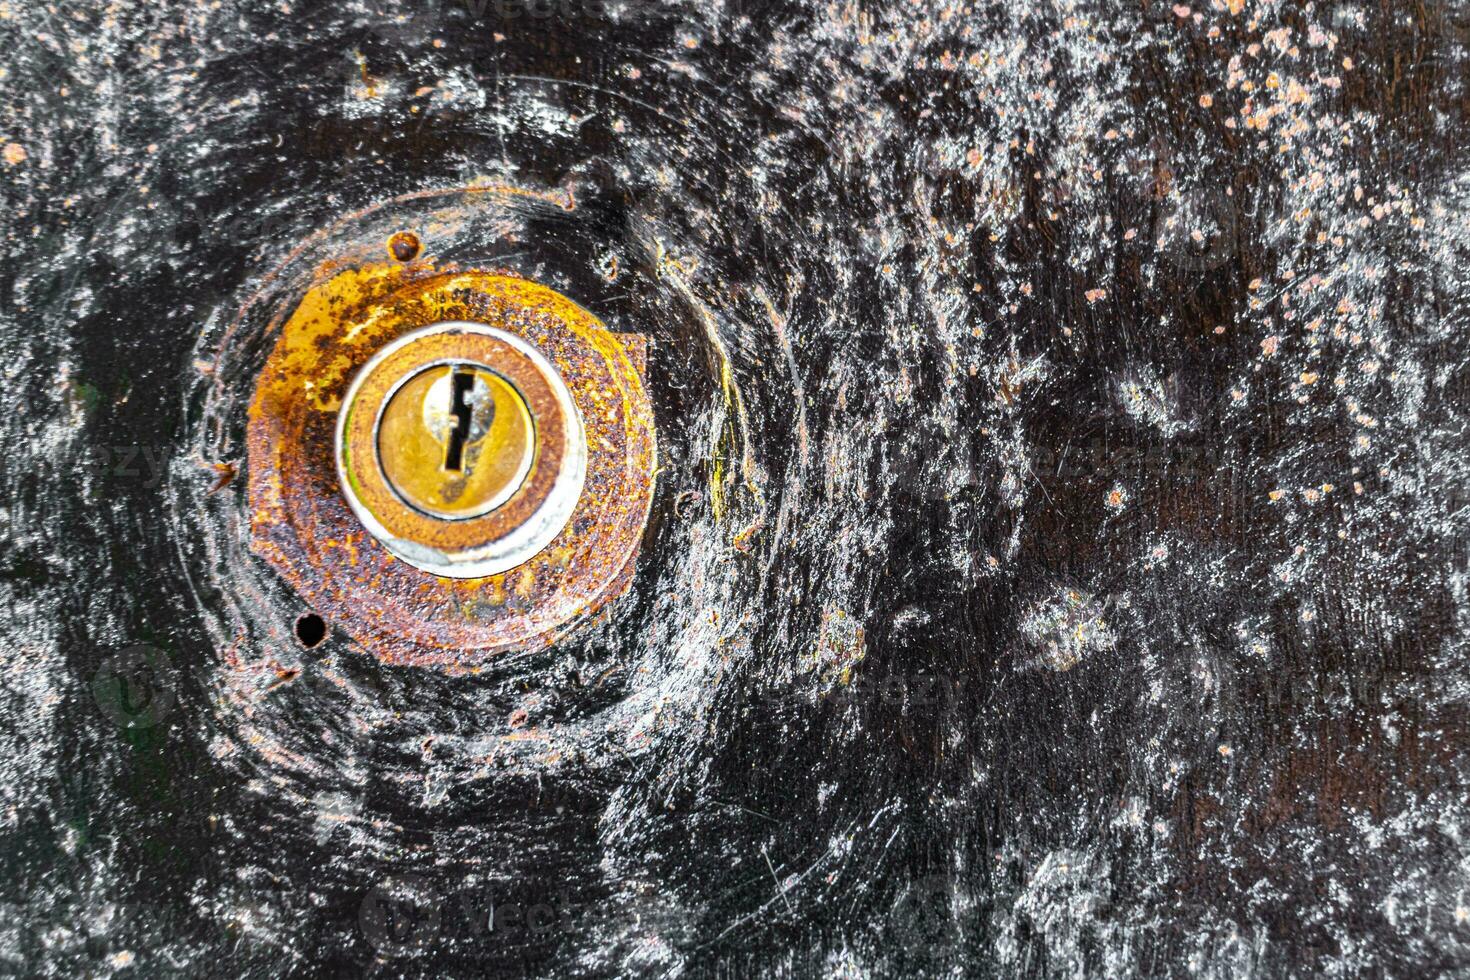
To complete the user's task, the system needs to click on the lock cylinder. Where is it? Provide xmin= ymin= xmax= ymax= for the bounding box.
xmin=336 ymin=321 xmax=588 ymax=579
xmin=376 ymin=363 xmax=535 ymax=521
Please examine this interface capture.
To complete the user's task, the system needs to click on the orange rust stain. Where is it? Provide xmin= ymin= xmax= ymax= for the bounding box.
xmin=245 ymin=258 xmax=656 ymax=671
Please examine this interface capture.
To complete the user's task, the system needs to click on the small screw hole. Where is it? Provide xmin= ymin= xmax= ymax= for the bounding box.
xmin=388 ymin=231 xmax=421 ymax=262
xmin=295 ymin=613 xmax=326 ymax=648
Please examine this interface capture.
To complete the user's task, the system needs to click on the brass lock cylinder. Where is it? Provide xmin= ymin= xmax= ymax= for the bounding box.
xmin=336 ymin=321 xmax=588 ymax=578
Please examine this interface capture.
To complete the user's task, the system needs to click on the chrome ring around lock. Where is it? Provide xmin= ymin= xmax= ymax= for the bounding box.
xmin=335 ymin=321 xmax=588 ymax=579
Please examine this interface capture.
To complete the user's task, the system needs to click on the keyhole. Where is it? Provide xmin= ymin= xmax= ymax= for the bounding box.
xmin=443 ymin=370 xmax=476 ymax=472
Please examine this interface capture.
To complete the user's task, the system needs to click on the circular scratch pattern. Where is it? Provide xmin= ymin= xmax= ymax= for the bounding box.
xmin=0 ymin=1 xmax=1468 ymax=976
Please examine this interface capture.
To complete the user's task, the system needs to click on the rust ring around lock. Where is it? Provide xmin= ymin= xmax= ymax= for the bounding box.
xmin=246 ymin=258 xmax=657 ymax=669
xmin=336 ymin=321 xmax=588 ymax=578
